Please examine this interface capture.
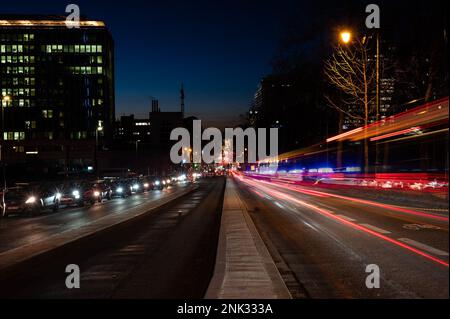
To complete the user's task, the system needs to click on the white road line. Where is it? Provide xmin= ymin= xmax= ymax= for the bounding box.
xmin=359 ymin=223 xmax=392 ymax=234
xmin=398 ymin=238 xmax=449 ymax=256
xmin=336 ymin=214 xmax=356 ymax=222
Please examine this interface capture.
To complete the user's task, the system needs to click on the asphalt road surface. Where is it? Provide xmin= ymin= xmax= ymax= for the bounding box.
xmin=232 ymin=175 xmax=449 ymax=299
xmin=0 ymin=183 xmax=193 ymax=254
xmin=0 ymin=177 xmax=225 ymax=298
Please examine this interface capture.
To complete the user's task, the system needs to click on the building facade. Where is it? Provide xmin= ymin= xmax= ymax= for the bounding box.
xmin=0 ymin=15 xmax=114 ymax=176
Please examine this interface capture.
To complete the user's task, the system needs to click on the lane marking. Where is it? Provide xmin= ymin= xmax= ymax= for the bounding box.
xmin=403 ymin=224 xmax=442 ymax=231
xmin=336 ymin=215 xmax=356 ymax=222
xmin=398 ymin=238 xmax=449 ymax=256
xmin=359 ymin=223 xmax=391 ymax=234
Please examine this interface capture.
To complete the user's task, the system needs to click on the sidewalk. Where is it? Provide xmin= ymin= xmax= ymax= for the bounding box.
xmin=205 ymin=177 xmax=291 ymax=299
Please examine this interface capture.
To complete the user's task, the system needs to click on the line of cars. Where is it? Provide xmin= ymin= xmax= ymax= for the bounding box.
xmin=1 ymin=175 xmax=184 ymax=218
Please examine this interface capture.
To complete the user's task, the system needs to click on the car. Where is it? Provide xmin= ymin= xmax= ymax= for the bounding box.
xmin=59 ymin=181 xmax=94 ymax=207
xmin=141 ymin=177 xmax=153 ymax=192
xmin=87 ymin=180 xmax=112 ymax=202
xmin=161 ymin=177 xmax=171 ymax=188
xmin=151 ymin=177 xmax=164 ymax=190
xmin=1 ymin=187 xmax=30 ymax=217
xmin=111 ymin=179 xmax=133 ymax=198
xmin=1 ymin=183 xmax=61 ymax=217
xmin=129 ymin=178 xmax=144 ymax=194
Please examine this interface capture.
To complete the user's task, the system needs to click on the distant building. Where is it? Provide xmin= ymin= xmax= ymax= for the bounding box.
xmin=0 ymin=15 xmax=114 ymax=176
xmin=149 ymin=108 xmax=183 ymax=150
xmin=117 ymin=114 xmax=151 ymax=142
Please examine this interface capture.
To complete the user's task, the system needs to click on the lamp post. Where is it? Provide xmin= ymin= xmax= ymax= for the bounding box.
xmin=135 ymin=139 xmax=141 ymax=171
xmin=1 ymin=94 xmax=11 ymax=217
xmin=95 ymin=123 xmax=103 ymax=179
xmin=338 ymin=29 xmax=381 ymax=172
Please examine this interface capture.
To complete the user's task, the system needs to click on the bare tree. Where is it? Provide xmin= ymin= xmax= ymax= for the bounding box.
xmin=324 ymin=36 xmax=377 ymax=172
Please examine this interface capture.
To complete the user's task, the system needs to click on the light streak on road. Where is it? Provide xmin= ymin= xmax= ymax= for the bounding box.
xmin=235 ymin=175 xmax=449 ymax=267
xmin=243 ymin=175 xmax=449 ymax=222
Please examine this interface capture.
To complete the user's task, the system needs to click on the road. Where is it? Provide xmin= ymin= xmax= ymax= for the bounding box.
xmin=0 ymin=182 xmax=192 ymax=254
xmin=0 ymin=177 xmax=225 ymax=298
xmin=232 ymin=174 xmax=449 ymax=298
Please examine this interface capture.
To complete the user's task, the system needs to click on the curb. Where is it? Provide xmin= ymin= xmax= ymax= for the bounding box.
xmin=205 ymin=177 xmax=291 ymax=299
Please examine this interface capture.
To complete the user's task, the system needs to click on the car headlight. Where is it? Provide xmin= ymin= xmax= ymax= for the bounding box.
xmin=166 ymin=179 xmax=171 ymax=184
xmin=162 ymin=180 xmax=166 ymax=185
xmin=72 ymin=190 xmax=80 ymax=197
xmin=154 ymin=180 xmax=160 ymax=186
xmin=25 ymin=196 xmax=36 ymax=204
xmin=143 ymin=183 xmax=149 ymax=188
xmin=133 ymin=184 xmax=139 ymax=190
xmin=94 ymin=191 xmax=100 ymax=197
xmin=55 ymin=192 xmax=62 ymax=200
xmin=116 ymin=187 xmax=123 ymax=193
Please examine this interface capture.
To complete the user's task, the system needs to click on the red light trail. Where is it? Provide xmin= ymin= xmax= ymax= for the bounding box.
xmin=235 ymin=174 xmax=449 ymax=267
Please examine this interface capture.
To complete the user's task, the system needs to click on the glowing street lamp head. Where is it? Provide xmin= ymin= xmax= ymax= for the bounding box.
xmin=340 ymin=31 xmax=351 ymax=44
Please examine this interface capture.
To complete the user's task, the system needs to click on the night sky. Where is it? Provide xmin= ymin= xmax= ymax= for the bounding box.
xmin=1 ymin=0 xmax=303 ymax=127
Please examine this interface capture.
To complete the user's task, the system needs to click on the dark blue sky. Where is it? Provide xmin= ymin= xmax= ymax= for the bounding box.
xmin=2 ymin=0 xmax=300 ymax=127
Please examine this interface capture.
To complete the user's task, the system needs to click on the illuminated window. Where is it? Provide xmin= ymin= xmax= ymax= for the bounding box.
xmin=42 ymin=110 xmax=53 ymax=118
xmin=97 ymin=56 xmax=102 ymax=64
xmin=3 ymin=132 xmax=25 ymax=141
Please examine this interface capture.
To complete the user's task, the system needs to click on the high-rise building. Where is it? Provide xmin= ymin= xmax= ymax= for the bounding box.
xmin=0 ymin=15 xmax=114 ymax=175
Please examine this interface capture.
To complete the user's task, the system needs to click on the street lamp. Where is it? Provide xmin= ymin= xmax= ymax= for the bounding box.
xmin=1 ymin=94 xmax=11 ymax=217
xmin=340 ymin=31 xmax=352 ymax=44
